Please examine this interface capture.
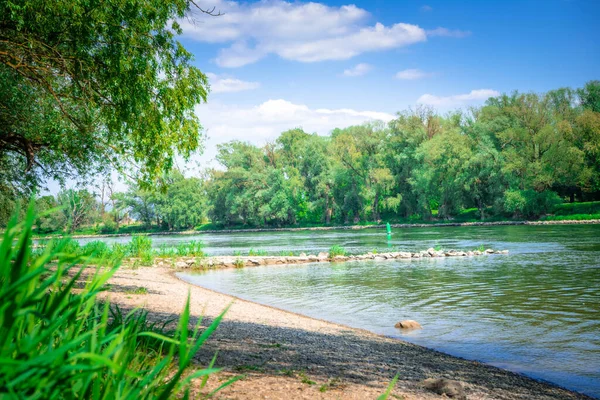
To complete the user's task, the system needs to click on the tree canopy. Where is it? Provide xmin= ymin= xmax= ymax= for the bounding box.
xmin=0 ymin=0 xmax=212 ymax=197
xmin=200 ymin=82 xmax=600 ymax=227
xmin=9 ymin=79 xmax=599 ymax=233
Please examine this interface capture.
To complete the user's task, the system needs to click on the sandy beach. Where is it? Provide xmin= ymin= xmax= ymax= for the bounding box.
xmin=99 ymin=266 xmax=592 ymax=399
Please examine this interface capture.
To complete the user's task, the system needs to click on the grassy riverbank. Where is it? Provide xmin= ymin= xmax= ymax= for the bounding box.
xmin=28 ymin=201 xmax=600 ymax=239
xmin=1 ymin=209 xmax=237 ymax=399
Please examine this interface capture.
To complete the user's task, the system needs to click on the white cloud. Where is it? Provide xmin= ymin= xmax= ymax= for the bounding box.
xmin=213 ymin=42 xmax=266 ymax=68
xmin=420 ymin=5 xmax=433 ymax=12
xmin=272 ymin=23 xmax=426 ymax=63
xmin=206 ymin=73 xmax=260 ymax=93
xmin=426 ymin=27 xmax=471 ymax=38
xmin=417 ymin=89 xmax=500 ymax=107
xmin=180 ymin=0 xmax=430 ymax=67
xmin=343 ymin=63 xmax=373 ymax=77
xmin=395 ymin=68 xmax=433 ymax=80
xmin=194 ymin=99 xmax=395 ymax=166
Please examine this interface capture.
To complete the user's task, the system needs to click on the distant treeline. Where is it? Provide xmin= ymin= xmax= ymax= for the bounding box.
xmin=10 ymin=172 xmax=206 ymax=234
xmin=204 ymin=82 xmax=600 ymax=226
xmin=2 ymin=81 xmax=599 ymax=232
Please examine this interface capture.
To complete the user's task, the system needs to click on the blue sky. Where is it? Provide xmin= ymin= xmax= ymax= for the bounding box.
xmin=173 ymin=0 xmax=599 ymax=168
xmin=45 ymin=0 xmax=600 ymax=193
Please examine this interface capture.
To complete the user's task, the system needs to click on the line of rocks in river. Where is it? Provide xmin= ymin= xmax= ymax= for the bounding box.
xmin=162 ymin=248 xmax=509 ymax=270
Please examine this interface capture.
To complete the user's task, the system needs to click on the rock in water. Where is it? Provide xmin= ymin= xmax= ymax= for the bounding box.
xmin=394 ymin=320 xmax=422 ymax=330
xmin=421 ymin=378 xmax=466 ymax=399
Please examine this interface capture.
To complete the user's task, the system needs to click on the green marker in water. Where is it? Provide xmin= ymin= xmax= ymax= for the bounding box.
xmin=386 ymin=222 xmax=392 ymax=235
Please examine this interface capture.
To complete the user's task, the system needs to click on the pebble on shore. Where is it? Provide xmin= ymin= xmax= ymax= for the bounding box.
xmin=421 ymin=378 xmax=467 ymax=399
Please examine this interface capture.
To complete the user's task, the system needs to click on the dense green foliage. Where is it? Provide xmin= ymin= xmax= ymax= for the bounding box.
xmin=204 ymin=82 xmax=600 ymax=226
xmin=123 ymin=171 xmax=207 ymax=230
xmin=328 ymin=245 xmax=347 ymax=258
xmin=4 ymin=170 xmax=207 ymax=233
xmin=0 ymin=206 xmax=231 ymax=398
xmin=2 ymin=82 xmax=599 ymax=232
xmin=0 ymin=0 xmax=211 ymax=201
xmin=554 ymin=201 xmax=600 ymax=215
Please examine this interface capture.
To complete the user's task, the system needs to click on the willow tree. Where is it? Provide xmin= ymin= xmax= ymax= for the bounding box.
xmin=0 ymin=0 xmax=215 ymax=195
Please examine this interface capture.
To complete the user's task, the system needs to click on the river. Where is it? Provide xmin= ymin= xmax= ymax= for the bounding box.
xmin=161 ymin=224 xmax=600 ymax=397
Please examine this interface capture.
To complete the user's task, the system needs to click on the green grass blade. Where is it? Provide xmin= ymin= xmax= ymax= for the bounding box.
xmin=377 ymin=374 xmax=399 ymax=400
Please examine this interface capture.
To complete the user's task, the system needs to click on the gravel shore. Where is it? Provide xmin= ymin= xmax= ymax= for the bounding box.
xmin=100 ymin=266 xmax=592 ymax=400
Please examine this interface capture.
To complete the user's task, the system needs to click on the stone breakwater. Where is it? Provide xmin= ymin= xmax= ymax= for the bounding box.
xmin=158 ymin=248 xmax=509 ymax=270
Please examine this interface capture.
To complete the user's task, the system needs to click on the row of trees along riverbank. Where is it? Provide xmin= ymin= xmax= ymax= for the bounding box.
xmin=2 ymin=81 xmax=600 ymax=233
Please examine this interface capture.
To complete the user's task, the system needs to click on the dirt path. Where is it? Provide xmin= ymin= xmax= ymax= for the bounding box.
xmin=99 ymin=266 xmax=591 ymax=400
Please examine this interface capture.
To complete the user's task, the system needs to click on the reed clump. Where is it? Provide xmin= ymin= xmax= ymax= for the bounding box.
xmin=35 ymin=236 xmax=207 ymax=268
xmin=328 ymin=245 xmax=347 ymax=258
xmin=0 ymin=205 xmax=236 ymax=398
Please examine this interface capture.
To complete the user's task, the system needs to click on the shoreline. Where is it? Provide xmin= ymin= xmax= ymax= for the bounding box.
xmin=99 ymin=266 xmax=592 ymax=399
xmin=36 ymin=218 xmax=600 ymax=240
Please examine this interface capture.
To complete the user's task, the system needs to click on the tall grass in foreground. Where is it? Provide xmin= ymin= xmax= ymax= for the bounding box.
xmin=0 ymin=206 xmax=235 ymax=398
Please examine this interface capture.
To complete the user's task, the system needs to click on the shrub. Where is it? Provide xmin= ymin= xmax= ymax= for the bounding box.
xmin=248 ymin=248 xmax=267 ymax=256
xmin=81 ymin=240 xmax=111 ymax=257
xmin=541 ymin=213 xmax=600 ymax=221
xmin=177 ymin=240 xmax=205 ymax=257
xmin=155 ymin=241 xmax=205 ymax=259
xmin=99 ymin=217 xmax=118 ymax=234
xmin=110 ymin=243 xmax=129 ymax=262
xmin=60 ymin=236 xmax=82 ymax=255
xmin=0 ymin=205 xmax=237 ymax=398
xmin=503 ymin=189 xmax=562 ymax=218
xmin=554 ymin=201 xmax=600 ymax=216
xmin=408 ymin=214 xmax=422 ymax=223
xmin=129 ymin=235 xmax=153 ymax=258
xmin=156 ymin=244 xmax=177 ymax=258
xmin=128 ymin=235 xmax=154 ymax=266
xmin=328 ymin=245 xmax=346 ymax=258
xmin=139 ymin=251 xmax=155 ymax=267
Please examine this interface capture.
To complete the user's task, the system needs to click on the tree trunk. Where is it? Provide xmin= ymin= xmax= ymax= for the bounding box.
xmin=99 ymin=184 xmax=106 ymax=217
xmin=324 ymin=185 xmax=332 ymax=224
xmin=372 ymin=192 xmax=380 ymax=222
xmin=477 ymin=198 xmax=485 ymax=221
